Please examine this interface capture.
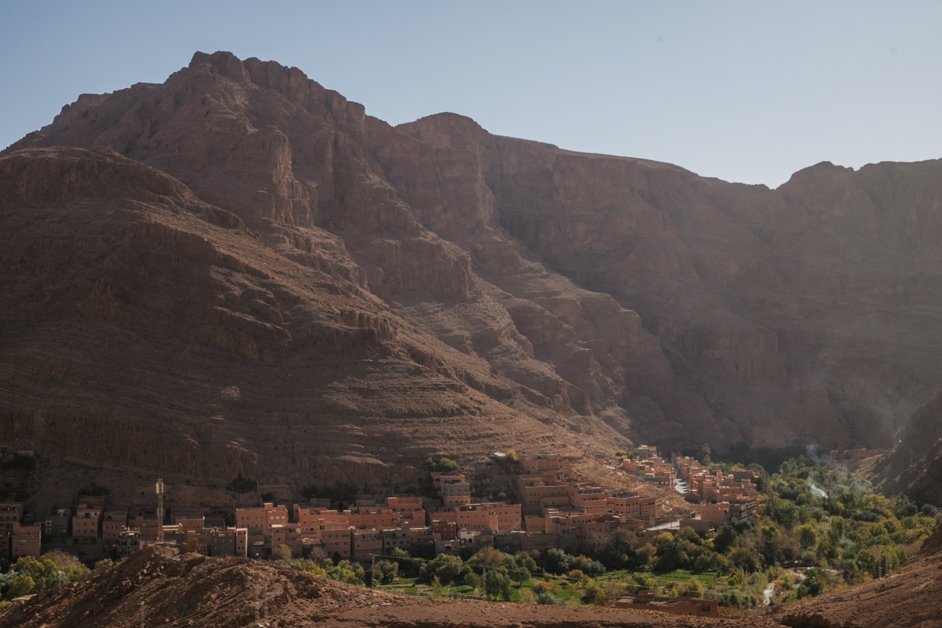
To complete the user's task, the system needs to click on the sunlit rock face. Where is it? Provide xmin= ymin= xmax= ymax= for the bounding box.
xmin=3 ymin=51 xmax=942 ymax=490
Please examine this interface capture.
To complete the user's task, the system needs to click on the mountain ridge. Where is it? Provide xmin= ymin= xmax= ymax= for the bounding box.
xmin=2 ymin=51 xmax=941 ymax=496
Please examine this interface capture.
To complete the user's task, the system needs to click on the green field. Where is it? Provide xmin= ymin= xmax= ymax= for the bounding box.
xmin=379 ymin=568 xmax=724 ymax=605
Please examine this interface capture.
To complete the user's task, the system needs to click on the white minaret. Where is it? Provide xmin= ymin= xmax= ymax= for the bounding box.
xmin=156 ymin=477 xmax=165 ymax=543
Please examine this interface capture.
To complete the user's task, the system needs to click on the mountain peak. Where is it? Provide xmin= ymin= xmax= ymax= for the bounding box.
xmin=188 ymin=50 xmax=246 ymax=79
xmin=397 ymin=112 xmax=487 ymax=151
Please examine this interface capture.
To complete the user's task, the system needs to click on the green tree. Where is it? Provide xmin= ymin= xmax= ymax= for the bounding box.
xmin=699 ymin=443 xmax=712 ymax=465
xmin=40 ymin=551 xmax=89 ymax=582
xmin=631 ymin=543 xmax=657 ymax=571
xmin=513 ymin=552 xmax=539 ymax=577
xmin=468 ymin=547 xmax=508 ymax=571
xmin=424 ymin=553 xmax=464 ymax=585
xmin=654 ymin=533 xmax=692 ymax=572
xmin=797 ymin=524 xmax=818 ymax=550
xmin=539 ymin=548 xmax=573 ymax=574
xmin=326 ymin=560 xmax=365 ymax=585
xmin=570 ymin=555 xmax=606 ymax=576
xmin=462 ymin=569 xmax=482 ymax=589
xmin=797 ymin=567 xmax=832 ymax=598
xmin=729 ymin=547 xmax=762 ymax=572
xmin=483 ymin=569 xmax=512 ymax=601
xmin=372 ymin=560 xmax=399 ymax=585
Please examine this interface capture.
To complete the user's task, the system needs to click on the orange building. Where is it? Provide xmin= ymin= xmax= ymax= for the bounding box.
xmin=72 ymin=501 xmax=102 ymax=543
xmin=235 ymin=503 xmax=289 ymax=545
xmin=348 ymin=508 xmax=399 ymax=530
xmin=176 ymin=517 xmax=206 ymax=534
xmin=570 ymin=485 xmax=608 ymax=515
xmin=430 ymin=518 xmax=458 ymax=541
xmin=607 ymin=492 xmax=659 ymax=522
xmin=0 ymin=503 xmax=21 ymax=526
xmin=386 ymin=496 xmax=426 ymax=525
xmin=489 ymin=503 xmax=522 ymax=531
xmin=133 ymin=511 xmax=160 ymax=542
xmin=455 ymin=505 xmax=497 ymax=532
xmin=454 ymin=503 xmax=521 ymax=533
xmin=441 ymin=480 xmax=472 ymax=507
xmin=207 ymin=526 xmax=248 ymax=557
xmin=352 ymin=529 xmax=383 ymax=561
xmin=321 ymin=528 xmax=353 ymax=560
xmin=101 ymin=510 xmax=128 ymax=547
xmin=698 ymin=502 xmax=731 ymax=524
xmin=116 ymin=529 xmax=142 ymax=556
xmin=43 ymin=509 xmax=70 ymax=540
xmin=0 ymin=502 xmax=22 ymax=563
xmin=519 ymin=453 xmax=564 ymax=474
xmin=430 ymin=472 xmax=466 ymax=494
xmin=295 ymin=507 xmax=352 ymax=542
xmin=270 ymin=523 xmax=302 ymax=556
xmin=11 ymin=522 xmax=41 ymax=558
xmin=524 ymin=514 xmax=554 ymax=534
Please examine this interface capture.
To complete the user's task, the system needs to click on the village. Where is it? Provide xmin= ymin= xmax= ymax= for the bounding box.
xmin=0 ymin=446 xmax=759 ymax=569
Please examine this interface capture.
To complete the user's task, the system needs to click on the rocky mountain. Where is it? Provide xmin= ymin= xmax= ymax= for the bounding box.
xmin=2 ymin=51 xmax=941 ymax=492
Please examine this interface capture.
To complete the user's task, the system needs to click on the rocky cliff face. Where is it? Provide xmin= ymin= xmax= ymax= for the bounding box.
xmin=0 ymin=146 xmax=615 ymax=495
xmin=2 ymin=51 xmax=941 ymax=492
xmin=875 ymin=391 xmax=942 ymax=505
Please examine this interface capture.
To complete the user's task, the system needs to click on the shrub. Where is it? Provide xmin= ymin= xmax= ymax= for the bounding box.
xmin=682 ymin=576 xmax=704 ymax=597
xmin=531 ymin=579 xmax=558 ymax=604
xmin=226 ymin=474 xmax=256 ymax=493
xmin=427 ymin=456 xmax=460 ymax=473
xmin=581 ymin=579 xmax=613 ymax=605
xmin=272 ymin=544 xmax=293 ymax=561
xmin=78 ymin=482 xmax=110 ymax=497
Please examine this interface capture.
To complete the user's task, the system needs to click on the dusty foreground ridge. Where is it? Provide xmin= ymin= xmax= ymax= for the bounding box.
xmin=3 ymin=539 xmax=941 ymax=627
xmin=0 ymin=545 xmax=774 ymax=627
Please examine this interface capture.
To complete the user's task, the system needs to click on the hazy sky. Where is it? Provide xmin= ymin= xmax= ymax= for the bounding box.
xmin=1 ymin=1 xmax=939 ymax=186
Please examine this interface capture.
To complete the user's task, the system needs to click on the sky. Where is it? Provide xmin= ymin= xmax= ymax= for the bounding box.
xmin=1 ymin=1 xmax=940 ymax=187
